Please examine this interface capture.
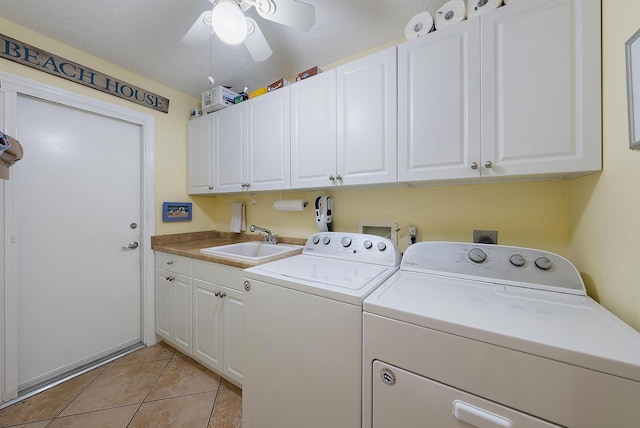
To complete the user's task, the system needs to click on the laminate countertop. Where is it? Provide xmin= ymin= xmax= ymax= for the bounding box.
xmin=151 ymin=230 xmax=306 ymax=269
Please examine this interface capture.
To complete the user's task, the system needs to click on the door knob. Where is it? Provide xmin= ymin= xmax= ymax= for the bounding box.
xmin=122 ymin=241 xmax=139 ymax=250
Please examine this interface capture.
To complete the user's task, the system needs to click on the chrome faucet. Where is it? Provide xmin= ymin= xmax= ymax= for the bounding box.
xmin=250 ymin=224 xmax=278 ymax=244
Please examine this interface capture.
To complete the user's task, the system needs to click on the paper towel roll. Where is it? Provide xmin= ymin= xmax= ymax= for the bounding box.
xmin=435 ymin=0 xmax=466 ymax=30
xmin=405 ymin=12 xmax=435 ymax=40
xmin=466 ymin=0 xmax=504 ymax=19
xmin=273 ymin=199 xmax=308 ymax=211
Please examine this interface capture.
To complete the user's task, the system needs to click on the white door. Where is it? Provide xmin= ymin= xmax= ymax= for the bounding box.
xmin=480 ymin=0 xmax=601 ymax=177
xmin=397 ymin=19 xmax=482 ymax=182
xmin=336 ymin=46 xmax=397 ymax=186
xmin=246 ymin=87 xmax=291 ymax=191
xmin=13 ymin=94 xmax=143 ymax=390
xmin=290 ymin=69 xmax=337 ymax=189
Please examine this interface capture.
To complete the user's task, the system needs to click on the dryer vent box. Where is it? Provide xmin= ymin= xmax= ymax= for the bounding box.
xmin=358 ymin=221 xmax=398 ymax=247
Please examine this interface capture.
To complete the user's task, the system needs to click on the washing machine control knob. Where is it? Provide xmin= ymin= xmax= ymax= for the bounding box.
xmin=468 ymin=248 xmax=487 ymax=263
xmin=341 ymin=236 xmax=352 ymax=247
xmin=363 ymin=240 xmax=373 ymax=250
xmin=535 ymin=256 xmax=553 ymax=270
xmin=312 ymin=235 xmax=320 ymax=245
xmin=377 ymin=242 xmax=387 ymax=251
xmin=509 ymin=254 xmax=526 ymax=267
xmin=322 ymin=236 xmax=331 ymax=245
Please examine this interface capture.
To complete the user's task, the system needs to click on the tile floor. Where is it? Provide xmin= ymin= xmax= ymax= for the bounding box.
xmin=0 ymin=342 xmax=242 ymax=428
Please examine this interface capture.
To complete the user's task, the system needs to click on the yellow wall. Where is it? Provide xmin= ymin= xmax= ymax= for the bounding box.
xmin=568 ymin=0 xmax=640 ymax=330
xmin=6 ymin=6 xmax=638 ymax=332
xmin=0 ymin=17 xmax=217 ymax=233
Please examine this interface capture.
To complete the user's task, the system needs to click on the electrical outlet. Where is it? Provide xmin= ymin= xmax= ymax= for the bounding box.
xmin=473 ymin=229 xmax=498 ymax=244
xmin=408 ymin=226 xmax=417 ymax=237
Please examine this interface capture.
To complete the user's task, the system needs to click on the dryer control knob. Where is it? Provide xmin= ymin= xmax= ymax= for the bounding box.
xmin=341 ymin=236 xmax=352 ymax=247
xmin=535 ymin=256 xmax=553 ymax=270
xmin=322 ymin=236 xmax=331 ymax=245
xmin=468 ymin=248 xmax=487 ymax=263
xmin=312 ymin=235 xmax=320 ymax=245
xmin=363 ymin=240 xmax=373 ymax=250
xmin=377 ymin=242 xmax=387 ymax=251
xmin=509 ymin=254 xmax=526 ymax=267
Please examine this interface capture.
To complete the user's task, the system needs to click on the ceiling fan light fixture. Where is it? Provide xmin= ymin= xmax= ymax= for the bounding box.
xmin=211 ymin=0 xmax=248 ymax=45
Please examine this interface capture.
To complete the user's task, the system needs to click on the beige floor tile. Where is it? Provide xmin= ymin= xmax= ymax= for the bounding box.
xmin=3 ymin=421 xmax=50 ymax=428
xmin=219 ymin=378 xmax=241 ymax=394
xmin=46 ymin=404 xmax=138 ymax=428
xmin=146 ymin=356 xmax=221 ymax=402
xmin=129 ymin=391 xmax=216 ymax=428
xmin=110 ymin=342 xmax=176 ymax=366
xmin=0 ymin=368 xmax=103 ymax=427
xmin=209 ymin=388 xmax=242 ymax=428
xmin=59 ymin=360 xmax=168 ymax=417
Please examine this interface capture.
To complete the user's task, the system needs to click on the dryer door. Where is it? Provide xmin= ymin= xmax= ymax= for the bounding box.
xmin=372 ymin=361 xmax=560 ymax=428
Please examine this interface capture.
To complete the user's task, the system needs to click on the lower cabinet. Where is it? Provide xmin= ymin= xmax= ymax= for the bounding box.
xmin=155 ymin=252 xmax=244 ymax=387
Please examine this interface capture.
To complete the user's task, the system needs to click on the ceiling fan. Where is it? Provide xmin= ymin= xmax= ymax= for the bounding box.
xmin=183 ymin=0 xmax=315 ymax=62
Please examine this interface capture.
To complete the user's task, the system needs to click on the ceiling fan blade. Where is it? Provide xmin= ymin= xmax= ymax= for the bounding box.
xmin=182 ymin=11 xmax=213 ymax=45
xmin=257 ymin=0 xmax=315 ymax=32
xmin=245 ymin=18 xmax=273 ymax=62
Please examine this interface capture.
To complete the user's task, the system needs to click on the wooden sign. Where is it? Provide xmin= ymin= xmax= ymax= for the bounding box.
xmin=0 ymin=33 xmax=170 ymax=113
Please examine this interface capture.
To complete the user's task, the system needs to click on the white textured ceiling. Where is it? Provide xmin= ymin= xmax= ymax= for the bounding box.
xmin=0 ymin=0 xmax=449 ymax=100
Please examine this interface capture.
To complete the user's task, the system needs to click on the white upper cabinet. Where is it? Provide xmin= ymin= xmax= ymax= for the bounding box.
xmin=398 ymin=0 xmax=601 ymax=183
xmin=213 ymin=102 xmax=247 ymax=193
xmin=481 ymin=0 xmax=601 ymax=178
xmin=246 ymin=87 xmax=291 ymax=191
xmin=214 ymin=88 xmax=291 ymax=193
xmin=398 ymin=19 xmax=481 ymax=182
xmin=290 ymin=70 xmax=338 ymax=189
xmin=187 ymin=114 xmax=215 ymax=194
xmin=291 ymin=47 xmax=397 ymax=189
xmin=337 ymin=46 xmax=398 ymax=186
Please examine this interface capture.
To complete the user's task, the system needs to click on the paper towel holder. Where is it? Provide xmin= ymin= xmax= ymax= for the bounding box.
xmin=273 ymin=199 xmax=308 ymax=211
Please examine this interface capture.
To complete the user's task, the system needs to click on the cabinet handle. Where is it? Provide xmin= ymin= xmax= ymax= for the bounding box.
xmin=329 ymin=175 xmax=335 ymax=181
xmin=214 ymin=291 xmax=220 ymax=297
xmin=336 ymin=175 xmax=343 ymax=181
xmin=208 ymin=186 xmax=214 ymax=190
xmin=470 ymin=162 xmax=478 ymax=170
xmin=166 ymin=276 xmax=175 ymax=282
xmin=485 ymin=161 xmax=493 ymax=169
xmin=219 ymin=292 xmax=227 ymax=299
xmin=244 ymin=281 xmax=251 ymax=292
xmin=166 ymin=261 xmax=174 ymax=265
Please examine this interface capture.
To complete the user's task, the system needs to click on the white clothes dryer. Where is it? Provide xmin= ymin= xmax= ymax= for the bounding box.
xmin=242 ymin=232 xmax=400 ymax=428
xmin=363 ymin=242 xmax=640 ymax=428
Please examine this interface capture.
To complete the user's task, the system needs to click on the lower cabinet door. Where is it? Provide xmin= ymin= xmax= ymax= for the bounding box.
xmin=223 ymin=287 xmax=244 ymax=385
xmin=192 ymin=279 xmax=224 ymax=373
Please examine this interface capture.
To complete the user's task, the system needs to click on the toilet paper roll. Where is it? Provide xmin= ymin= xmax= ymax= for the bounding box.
xmin=435 ymin=0 xmax=466 ymax=30
xmin=466 ymin=0 xmax=504 ymax=19
xmin=273 ymin=199 xmax=308 ymax=211
xmin=404 ymin=12 xmax=435 ymax=40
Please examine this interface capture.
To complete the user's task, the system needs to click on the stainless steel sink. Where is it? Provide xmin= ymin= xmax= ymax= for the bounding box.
xmin=200 ymin=241 xmax=303 ymax=263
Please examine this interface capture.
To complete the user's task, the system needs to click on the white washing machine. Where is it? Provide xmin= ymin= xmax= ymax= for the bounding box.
xmin=363 ymin=242 xmax=640 ymax=428
xmin=242 ymin=232 xmax=401 ymax=428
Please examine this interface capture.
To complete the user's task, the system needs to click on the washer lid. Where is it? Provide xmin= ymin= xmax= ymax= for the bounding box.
xmin=245 ymin=255 xmax=398 ymax=304
xmin=364 ymin=271 xmax=640 ymax=382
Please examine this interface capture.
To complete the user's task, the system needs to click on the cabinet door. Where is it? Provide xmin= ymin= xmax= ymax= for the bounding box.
xmin=172 ymin=272 xmax=193 ymax=355
xmin=187 ymin=115 xmax=215 ymax=194
xmin=337 ymin=46 xmax=398 ymax=186
xmin=481 ymin=0 xmax=601 ymax=177
xmin=214 ymin=103 xmax=247 ymax=192
xmin=290 ymin=70 xmax=337 ymax=189
xmin=155 ymin=268 xmax=192 ymax=354
xmin=155 ymin=268 xmax=173 ymax=341
xmin=193 ymin=279 xmax=224 ymax=372
xmin=398 ymin=19 xmax=482 ymax=182
xmin=223 ymin=287 xmax=244 ymax=386
xmin=247 ymin=88 xmax=291 ymax=191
